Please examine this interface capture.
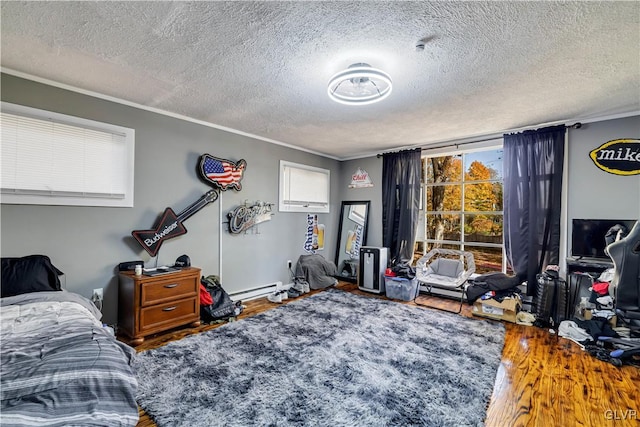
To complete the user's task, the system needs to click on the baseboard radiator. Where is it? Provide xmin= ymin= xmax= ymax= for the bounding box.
xmin=228 ymin=281 xmax=282 ymax=302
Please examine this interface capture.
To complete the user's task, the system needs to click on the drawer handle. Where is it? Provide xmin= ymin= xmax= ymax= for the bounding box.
xmin=162 ymin=306 xmax=177 ymax=312
xmin=164 ymin=284 xmax=179 ymax=289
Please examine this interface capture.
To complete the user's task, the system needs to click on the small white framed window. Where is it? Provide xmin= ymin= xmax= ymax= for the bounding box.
xmin=279 ymin=160 xmax=330 ymax=213
xmin=1 ymin=102 xmax=135 ymax=207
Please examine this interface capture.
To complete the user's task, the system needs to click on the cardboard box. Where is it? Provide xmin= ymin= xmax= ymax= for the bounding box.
xmin=583 ymin=309 xmax=617 ymax=327
xmin=472 ymin=295 xmax=521 ymax=323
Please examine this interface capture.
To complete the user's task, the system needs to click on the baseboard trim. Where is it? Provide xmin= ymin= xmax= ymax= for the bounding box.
xmin=228 ymin=281 xmax=282 ymax=302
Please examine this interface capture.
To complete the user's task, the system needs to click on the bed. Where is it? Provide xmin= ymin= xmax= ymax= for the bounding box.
xmin=1 ymin=255 xmax=139 ymax=426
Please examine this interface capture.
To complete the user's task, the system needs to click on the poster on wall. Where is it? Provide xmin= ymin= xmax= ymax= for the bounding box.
xmin=589 ymin=139 xmax=640 ymax=176
xmin=304 ymin=214 xmax=325 ymax=253
xmin=348 ymin=167 xmax=373 ymax=188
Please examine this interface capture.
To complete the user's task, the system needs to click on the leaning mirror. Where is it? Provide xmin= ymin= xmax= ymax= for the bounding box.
xmin=335 ymin=201 xmax=370 ymax=283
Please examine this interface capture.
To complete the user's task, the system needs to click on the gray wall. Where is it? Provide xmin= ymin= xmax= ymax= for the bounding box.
xmin=337 ymin=157 xmax=383 ymax=248
xmin=0 ymin=74 xmax=341 ymax=324
xmin=2 ymin=73 xmax=637 ymax=325
xmin=566 ymin=115 xmax=640 ymax=255
xmin=567 ymin=116 xmax=640 ymax=221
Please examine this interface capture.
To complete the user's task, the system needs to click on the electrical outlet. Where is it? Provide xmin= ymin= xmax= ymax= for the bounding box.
xmin=92 ymin=288 xmax=103 ymax=300
xmin=287 ymin=260 xmax=292 ymax=269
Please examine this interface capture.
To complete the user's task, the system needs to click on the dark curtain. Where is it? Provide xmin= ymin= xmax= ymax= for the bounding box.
xmin=503 ymin=125 xmax=566 ymax=295
xmin=382 ymin=148 xmax=422 ymax=266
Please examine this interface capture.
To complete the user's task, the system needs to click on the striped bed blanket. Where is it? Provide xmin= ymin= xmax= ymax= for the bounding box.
xmin=1 ymin=291 xmax=138 ymax=426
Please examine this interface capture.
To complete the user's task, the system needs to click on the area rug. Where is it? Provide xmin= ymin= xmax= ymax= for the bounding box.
xmin=134 ymin=288 xmax=505 ymax=427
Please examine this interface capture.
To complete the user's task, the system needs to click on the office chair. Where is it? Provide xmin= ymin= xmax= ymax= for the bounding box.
xmin=607 ymin=220 xmax=640 ymax=336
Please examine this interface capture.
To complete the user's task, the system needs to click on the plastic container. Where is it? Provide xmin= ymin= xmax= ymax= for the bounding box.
xmin=384 ymin=276 xmax=419 ymax=301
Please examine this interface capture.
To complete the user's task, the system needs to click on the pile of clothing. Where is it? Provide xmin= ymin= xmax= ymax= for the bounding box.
xmin=466 ymin=272 xmax=522 ymax=303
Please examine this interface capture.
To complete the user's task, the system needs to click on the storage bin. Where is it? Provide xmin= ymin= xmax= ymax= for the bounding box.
xmin=384 ymin=276 xmax=419 ymax=301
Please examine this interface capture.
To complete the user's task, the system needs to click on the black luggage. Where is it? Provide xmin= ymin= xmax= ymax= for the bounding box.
xmin=534 ymin=271 xmax=569 ymax=328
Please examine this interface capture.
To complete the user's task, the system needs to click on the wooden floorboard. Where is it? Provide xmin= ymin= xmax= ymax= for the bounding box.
xmin=130 ymin=282 xmax=640 ymax=427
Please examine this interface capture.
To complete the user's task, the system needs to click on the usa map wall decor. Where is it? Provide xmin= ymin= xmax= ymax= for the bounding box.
xmin=198 ymin=154 xmax=246 ymax=190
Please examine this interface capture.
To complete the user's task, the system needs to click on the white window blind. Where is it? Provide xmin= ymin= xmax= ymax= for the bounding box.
xmin=1 ymin=103 xmax=134 ymax=207
xmin=279 ymin=160 xmax=330 ymax=213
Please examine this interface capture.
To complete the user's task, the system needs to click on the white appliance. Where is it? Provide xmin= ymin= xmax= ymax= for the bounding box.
xmin=358 ymin=246 xmax=388 ymax=294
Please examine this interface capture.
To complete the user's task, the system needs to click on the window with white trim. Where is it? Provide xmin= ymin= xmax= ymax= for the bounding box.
xmin=420 ymin=145 xmax=508 ymax=274
xmin=1 ymin=102 xmax=135 ymax=207
xmin=279 ymin=160 xmax=330 ymax=213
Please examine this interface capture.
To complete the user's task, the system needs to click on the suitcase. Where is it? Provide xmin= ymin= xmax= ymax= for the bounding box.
xmin=534 ymin=272 xmax=569 ymax=328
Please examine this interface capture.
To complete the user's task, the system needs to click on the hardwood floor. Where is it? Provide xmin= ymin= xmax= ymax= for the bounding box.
xmin=131 ymin=282 xmax=640 ymax=427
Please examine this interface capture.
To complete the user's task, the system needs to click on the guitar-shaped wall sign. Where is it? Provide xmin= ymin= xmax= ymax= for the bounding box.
xmin=132 ymin=190 xmax=218 ymax=257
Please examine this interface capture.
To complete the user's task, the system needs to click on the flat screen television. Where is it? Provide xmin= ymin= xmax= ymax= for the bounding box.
xmin=571 ymin=219 xmax=637 ymax=259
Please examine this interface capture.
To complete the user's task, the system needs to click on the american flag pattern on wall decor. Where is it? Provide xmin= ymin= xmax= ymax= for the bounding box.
xmin=198 ymin=154 xmax=246 ymax=191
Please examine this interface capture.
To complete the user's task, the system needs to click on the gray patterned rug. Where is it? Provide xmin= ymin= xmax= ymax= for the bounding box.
xmin=134 ymin=288 xmax=505 ymax=427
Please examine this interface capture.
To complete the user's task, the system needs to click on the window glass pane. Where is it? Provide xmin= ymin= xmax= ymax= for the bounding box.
xmin=1 ymin=103 xmax=134 ymax=207
xmin=425 ymin=155 xmax=462 ymax=183
xmin=279 ymin=160 xmax=330 ymax=213
xmin=287 ymin=167 xmax=328 ymax=203
xmin=420 ymin=147 xmax=505 ymax=274
xmin=464 ymin=246 xmax=504 ymax=274
xmin=464 ymin=149 xmax=503 ymax=181
xmin=426 ymin=213 xmax=461 ymax=241
xmin=426 ymin=184 xmax=461 ymax=211
xmin=464 ymin=214 xmax=503 ymax=244
xmin=464 ymin=183 xmax=503 ymax=211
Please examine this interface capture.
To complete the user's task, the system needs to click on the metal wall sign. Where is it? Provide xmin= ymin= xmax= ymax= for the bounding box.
xmin=132 ymin=190 xmax=218 ymax=257
xmin=590 ymin=139 xmax=640 ymax=176
xmin=132 ymin=153 xmax=247 ymax=256
xmin=227 ymin=201 xmax=274 ymax=234
xmin=198 ymin=154 xmax=247 ymax=190
xmin=348 ymin=167 xmax=374 ymax=188
xmin=304 ymin=214 xmax=325 ymax=253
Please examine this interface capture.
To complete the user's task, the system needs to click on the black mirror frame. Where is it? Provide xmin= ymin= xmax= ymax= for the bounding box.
xmin=334 ymin=200 xmax=370 ymax=283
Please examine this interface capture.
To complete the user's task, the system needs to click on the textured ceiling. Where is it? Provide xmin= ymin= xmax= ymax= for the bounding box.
xmin=1 ymin=1 xmax=639 ymax=159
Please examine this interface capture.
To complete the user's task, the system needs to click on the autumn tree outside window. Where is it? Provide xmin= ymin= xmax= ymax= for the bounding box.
xmin=421 ymin=148 xmax=509 ymax=274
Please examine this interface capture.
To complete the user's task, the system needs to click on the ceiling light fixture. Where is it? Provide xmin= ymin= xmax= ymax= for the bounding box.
xmin=327 ymin=63 xmax=392 ymax=106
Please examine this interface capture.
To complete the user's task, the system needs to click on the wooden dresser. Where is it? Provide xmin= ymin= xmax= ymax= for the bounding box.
xmin=118 ymin=267 xmax=201 ymax=345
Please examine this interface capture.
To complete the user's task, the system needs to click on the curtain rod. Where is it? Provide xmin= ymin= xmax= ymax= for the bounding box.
xmin=376 ymin=122 xmax=582 ymax=158
xmin=375 ymin=147 xmax=421 ymax=158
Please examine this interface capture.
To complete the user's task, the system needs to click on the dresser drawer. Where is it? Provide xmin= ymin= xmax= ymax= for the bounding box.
xmin=140 ymin=276 xmax=198 ymax=307
xmin=118 ymin=267 xmax=201 ymax=345
xmin=139 ymin=297 xmax=198 ymax=332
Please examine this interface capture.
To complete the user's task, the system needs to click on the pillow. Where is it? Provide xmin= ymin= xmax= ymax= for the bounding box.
xmin=430 ymin=258 xmax=463 ymax=278
xmin=1 ymin=255 xmax=64 ymax=298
